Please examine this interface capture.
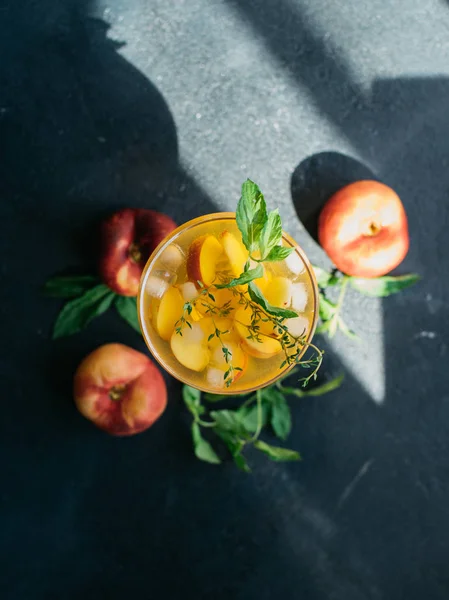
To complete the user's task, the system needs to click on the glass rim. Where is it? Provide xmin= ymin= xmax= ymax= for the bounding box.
xmin=138 ymin=212 xmax=319 ymax=394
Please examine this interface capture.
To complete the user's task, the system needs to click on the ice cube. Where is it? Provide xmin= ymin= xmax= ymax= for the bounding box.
xmin=182 ymin=322 xmax=206 ymax=344
xmin=146 ymin=270 xmax=177 ymax=298
xmin=159 ymin=243 xmax=184 ymax=270
xmin=285 ymin=251 xmax=305 ymax=275
xmin=285 ymin=315 xmax=309 ymax=338
xmin=291 ymin=282 xmax=308 ymax=312
xmin=180 ymin=281 xmax=198 ymax=302
xmin=206 ymin=367 xmax=226 ymax=389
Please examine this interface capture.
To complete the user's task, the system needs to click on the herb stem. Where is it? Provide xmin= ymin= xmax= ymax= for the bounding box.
xmin=334 ymin=275 xmax=350 ymax=320
xmin=250 ymin=389 xmax=264 ymax=442
xmin=196 ymin=417 xmax=216 ymax=428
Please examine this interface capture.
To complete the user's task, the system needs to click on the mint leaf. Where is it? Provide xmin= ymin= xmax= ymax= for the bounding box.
xmin=259 ymin=209 xmax=282 ymax=259
xmin=115 ymin=296 xmax=140 ymax=333
xmin=215 ymin=430 xmax=251 ymax=472
xmin=350 ymin=274 xmax=420 ymax=297
xmin=182 ymin=385 xmax=204 ymax=417
xmin=237 ymin=402 xmax=270 ymax=433
xmin=43 ymin=274 xmax=98 ymax=298
xmin=264 ymin=245 xmax=294 ymax=262
xmin=313 ymin=266 xmax=333 ymax=288
xmin=318 ymin=293 xmax=336 ymax=321
xmin=254 ymin=440 xmax=301 ymax=462
xmin=191 ymin=423 xmax=221 ymax=464
xmin=53 ymin=285 xmax=115 ymax=339
xmin=210 ymin=410 xmax=248 ymax=436
xmin=248 ymin=282 xmax=297 ymax=319
xmin=235 ymin=179 xmax=268 ymax=253
xmin=215 ymin=264 xmax=264 ymax=288
xmin=268 ymin=390 xmax=292 ymax=441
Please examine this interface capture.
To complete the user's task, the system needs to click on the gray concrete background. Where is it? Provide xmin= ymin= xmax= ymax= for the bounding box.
xmin=1 ymin=1 xmax=449 ymax=598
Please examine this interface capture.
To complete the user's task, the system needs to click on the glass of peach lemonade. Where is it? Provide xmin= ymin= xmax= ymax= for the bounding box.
xmin=138 ymin=181 xmax=321 ymax=394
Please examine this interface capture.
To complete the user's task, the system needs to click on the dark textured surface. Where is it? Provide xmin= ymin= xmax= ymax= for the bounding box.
xmin=1 ymin=1 xmax=449 ymax=598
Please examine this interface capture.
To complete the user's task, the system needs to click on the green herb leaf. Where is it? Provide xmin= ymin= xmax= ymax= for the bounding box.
xmin=182 ymin=385 xmax=204 ymax=417
xmin=259 ymin=209 xmax=282 ymax=259
xmin=53 ymin=285 xmax=116 ymax=339
xmin=268 ymin=390 xmax=292 ymax=440
xmin=264 ymin=245 xmax=294 ymax=262
xmin=313 ymin=266 xmax=333 ymax=288
xmin=235 ymin=179 xmax=268 ymax=253
xmin=191 ymin=423 xmax=221 ymax=464
xmin=237 ymin=402 xmax=270 ymax=433
xmin=349 ymin=274 xmax=420 ymax=297
xmin=318 ymin=293 xmax=336 ymax=321
xmin=210 ymin=410 xmax=248 ymax=436
xmin=215 ymin=430 xmax=251 ymax=472
xmin=254 ymin=440 xmax=301 ymax=462
xmin=215 ymin=264 xmax=264 ymax=288
xmin=248 ymin=282 xmax=297 ymax=319
xmin=115 ymin=296 xmax=140 ymax=333
xmin=43 ymin=274 xmax=98 ymax=297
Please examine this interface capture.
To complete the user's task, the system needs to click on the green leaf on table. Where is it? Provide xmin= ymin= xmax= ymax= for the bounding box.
xmin=182 ymin=385 xmax=205 ymax=417
xmin=254 ymin=440 xmax=301 ymax=462
xmin=115 ymin=295 xmax=141 ymax=333
xmin=216 ymin=264 xmax=264 ymax=288
xmin=259 ymin=209 xmax=282 ymax=259
xmin=350 ymin=274 xmax=420 ymax=297
xmin=43 ymin=274 xmax=98 ymax=298
xmin=215 ymin=429 xmax=251 ymax=472
xmin=210 ymin=409 xmax=248 ymax=436
xmin=264 ymin=245 xmax=294 ymax=262
xmin=313 ymin=265 xmax=332 ymax=288
xmin=237 ymin=402 xmax=270 ymax=433
xmin=53 ymin=284 xmax=116 ymax=339
xmin=268 ymin=390 xmax=292 ymax=441
xmin=318 ymin=292 xmax=336 ymax=321
xmin=236 ymin=179 xmax=268 ymax=253
xmin=248 ymin=282 xmax=297 ymax=319
xmin=191 ymin=423 xmax=221 ymax=464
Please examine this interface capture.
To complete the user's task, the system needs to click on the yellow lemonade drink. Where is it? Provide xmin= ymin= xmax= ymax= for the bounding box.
xmin=138 ymin=213 xmax=319 ymax=394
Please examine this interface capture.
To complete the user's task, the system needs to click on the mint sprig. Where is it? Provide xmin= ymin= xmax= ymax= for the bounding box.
xmin=45 ymin=273 xmax=142 ymax=338
xmin=233 ymin=179 xmax=293 ymax=274
xmin=52 ymin=284 xmax=116 ymax=339
xmin=182 ymin=369 xmax=344 ymax=471
xmin=314 ymin=266 xmax=420 ymax=340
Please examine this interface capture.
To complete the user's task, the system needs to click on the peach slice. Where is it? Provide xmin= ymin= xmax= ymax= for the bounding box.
xmin=178 ymin=282 xmax=202 ymax=321
xmin=210 ymin=341 xmax=247 ymax=371
xmin=199 ymin=317 xmax=238 ymax=345
xmin=187 ymin=235 xmax=223 ymax=286
xmin=253 ymin=265 xmax=272 ymax=293
xmin=234 ymin=305 xmax=282 ymax=358
xmin=220 ymin=231 xmax=248 ymax=277
xmin=196 ymin=286 xmax=238 ymax=316
xmin=170 ymin=323 xmax=210 ymax=372
xmin=155 ymin=286 xmax=185 ymax=341
xmin=264 ymin=276 xmax=292 ymax=308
